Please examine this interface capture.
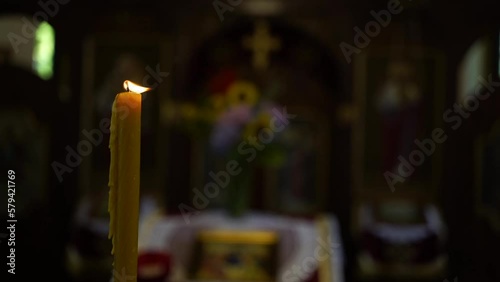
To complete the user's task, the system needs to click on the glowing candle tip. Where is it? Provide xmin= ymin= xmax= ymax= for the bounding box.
xmin=123 ymin=80 xmax=151 ymax=94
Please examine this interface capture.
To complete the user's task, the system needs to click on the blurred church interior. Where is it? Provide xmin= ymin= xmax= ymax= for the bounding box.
xmin=1 ymin=0 xmax=500 ymax=281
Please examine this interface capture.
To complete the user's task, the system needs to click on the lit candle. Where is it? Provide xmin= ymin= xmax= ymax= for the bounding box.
xmin=108 ymin=80 xmax=151 ymax=281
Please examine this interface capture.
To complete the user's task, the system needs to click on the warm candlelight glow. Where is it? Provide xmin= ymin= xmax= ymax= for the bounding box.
xmin=123 ymin=80 xmax=152 ymax=94
xmin=109 ymin=79 xmax=149 ymax=282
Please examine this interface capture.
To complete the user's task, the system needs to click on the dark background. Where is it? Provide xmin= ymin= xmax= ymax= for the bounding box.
xmin=1 ymin=0 xmax=500 ymax=281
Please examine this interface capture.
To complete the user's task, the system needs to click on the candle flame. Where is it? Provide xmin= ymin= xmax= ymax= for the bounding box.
xmin=123 ymin=80 xmax=151 ymax=94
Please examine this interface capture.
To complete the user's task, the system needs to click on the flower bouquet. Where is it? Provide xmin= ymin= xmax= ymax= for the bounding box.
xmin=170 ymin=69 xmax=287 ymax=216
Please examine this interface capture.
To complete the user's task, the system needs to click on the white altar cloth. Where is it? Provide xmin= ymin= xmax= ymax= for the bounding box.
xmin=138 ymin=208 xmax=345 ymax=282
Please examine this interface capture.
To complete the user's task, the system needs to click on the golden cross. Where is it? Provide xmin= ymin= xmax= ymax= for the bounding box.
xmin=242 ymin=21 xmax=281 ymax=70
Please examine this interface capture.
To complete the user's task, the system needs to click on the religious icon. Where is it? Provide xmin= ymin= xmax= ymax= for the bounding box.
xmin=188 ymin=230 xmax=278 ymax=281
xmin=375 ymin=59 xmax=423 ymax=174
xmin=353 ymin=47 xmax=445 ymax=192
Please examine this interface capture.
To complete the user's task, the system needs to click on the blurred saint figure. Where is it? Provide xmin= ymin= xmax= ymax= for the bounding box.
xmin=376 ymin=60 xmax=422 ymax=174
